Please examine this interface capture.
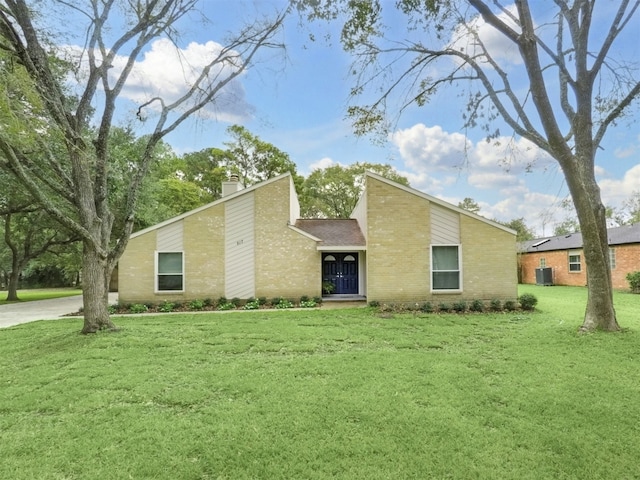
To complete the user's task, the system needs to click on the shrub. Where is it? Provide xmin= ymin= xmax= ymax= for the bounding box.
xmin=300 ymin=295 xmax=309 ymax=303
xmin=300 ymin=299 xmax=317 ymax=308
xmin=313 ymin=296 xmax=322 ymax=304
xmin=217 ymin=296 xmax=228 ymax=306
xmin=203 ymin=298 xmax=213 ymax=307
xmin=504 ymin=300 xmax=517 ymax=311
xmin=275 ymin=298 xmax=294 ymax=309
xmin=270 ymin=297 xmax=283 ymax=307
xmin=231 ymin=297 xmax=242 ymax=307
xmin=438 ymin=302 xmax=451 ymax=313
xmin=626 ymin=271 xmax=640 ymax=293
xmin=158 ymin=301 xmax=175 ymax=313
xmin=452 ymin=301 xmax=467 ymax=313
xmin=470 ymin=299 xmax=484 ymax=312
xmin=369 ymin=300 xmax=380 ymax=308
xmin=129 ymin=303 xmax=148 ymax=314
xmin=490 ymin=299 xmax=503 ymax=312
xmin=244 ymin=299 xmax=260 ymax=310
xmin=518 ymin=293 xmax=538 ymax=311
xmin=420 ymin=302 xmax=434 ymax=313
xmin=258 ymin=297 xmax=268 ymax=305
xmin=217 ymin=302 xmax=236 ymax=311
xmin=108 ymin=304 xmax=118 ymax=314
xmin=188 ymin=299 xmax=205 ymax=310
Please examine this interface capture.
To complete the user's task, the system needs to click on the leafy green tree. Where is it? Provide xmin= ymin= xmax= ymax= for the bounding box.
xmin=297 ymin=0 xmax=640 ymax=332
xmin=0 ymin=1 xmax=287 ymax=333
xmin=458 ymin=198 xmax=481 ymax=215
xmin=177 ymin=148 xmax=230 ymax=200
xmin=301 ymin=162 xmax=409 ymax=218
xmin=553 ymin=219 xmax=580 ymax=236
xmin=622 ymin=192 xmax=640 ymax=225
xmin=501 ymin=218 xmax=535 ymax=243
xmin=224 ymin=125 xmax=301 ymax=188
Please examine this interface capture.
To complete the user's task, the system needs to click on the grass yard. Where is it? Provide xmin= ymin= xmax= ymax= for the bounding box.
xmin=0 ymin=288 xmax=81 ymax=305
xmin=1 ymin=286 xmax=640 ymax=479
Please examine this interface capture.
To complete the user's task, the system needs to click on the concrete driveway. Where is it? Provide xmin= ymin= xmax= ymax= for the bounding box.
xmin=0 ymin=293 xmax=118 ymax=329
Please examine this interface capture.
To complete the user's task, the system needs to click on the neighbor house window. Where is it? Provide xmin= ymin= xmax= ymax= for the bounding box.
xmin=568 ymin=250 xmax=581 ymax=272
xmin=157 ymin=252 xmax=184 ymax=291
xmin=539 ymin=258 xmax=546 ymax=268
xmin=609 ymin=248 xmax=616 ymax=270
xmin=431 ymin=245 xmax=461 ymax=291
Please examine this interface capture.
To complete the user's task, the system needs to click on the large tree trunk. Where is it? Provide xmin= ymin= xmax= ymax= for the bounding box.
xmin=564 ymin=160 xmax=619 ymax=332
xmin=6 ymin=267 xmax=20 ymax=302
xmin=81 ymin=241 xmax=117 ymax=334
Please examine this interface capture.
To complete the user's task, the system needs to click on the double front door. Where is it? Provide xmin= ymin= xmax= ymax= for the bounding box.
xmin=322 ymin=253 xmax=358 ymax=295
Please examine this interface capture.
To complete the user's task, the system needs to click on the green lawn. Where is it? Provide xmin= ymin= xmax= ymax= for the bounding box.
xmin=0 ymin=288 xmax=81 ymax=305
xmin=1 ymin=285 xmax=639 ymax=479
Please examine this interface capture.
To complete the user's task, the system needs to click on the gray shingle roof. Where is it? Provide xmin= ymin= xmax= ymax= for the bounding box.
xmin=294 ymin=219 xmax=366 ymax=247
xmin=519 ymin=223 xmax=640 ymax=253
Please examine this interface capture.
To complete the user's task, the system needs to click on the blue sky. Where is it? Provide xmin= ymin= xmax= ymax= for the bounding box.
xmin=80 ymin=0 xmax=640 ymax=237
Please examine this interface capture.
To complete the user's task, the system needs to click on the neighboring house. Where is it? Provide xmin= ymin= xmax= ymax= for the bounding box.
xmin=518 ymin=223 xmax=640 ymax=289
xmin=118 ymin=171 xmax=518 ymax=304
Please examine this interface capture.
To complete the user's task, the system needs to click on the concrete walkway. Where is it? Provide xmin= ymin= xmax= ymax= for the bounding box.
xmin=0 ymin=293 xmax=118 ymax=329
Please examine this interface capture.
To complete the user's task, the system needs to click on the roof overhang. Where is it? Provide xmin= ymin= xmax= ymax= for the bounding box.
xmin=317 ymin=245 xmax=367 ymax=252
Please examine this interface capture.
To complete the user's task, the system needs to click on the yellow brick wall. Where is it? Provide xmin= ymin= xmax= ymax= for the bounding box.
xmin=366 ymin=178 xmax=430 ymax=302
xmin=182 ymin=203 xmax=225 ymax=298
xmin=460 ymin=215 xmax=518 ymax=301
xmin=254 ymin=177 xmax=320 ymax=298
xmin=118 ymin=230 xmax=157 ymax=303
xmin=118 ymin=204 xmax=225 ymax=304
xmin=365 ymin=176 xmax=517 ymax=303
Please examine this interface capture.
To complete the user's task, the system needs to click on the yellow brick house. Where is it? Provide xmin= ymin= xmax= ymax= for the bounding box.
xmin=118 ymin=171 xmax=517 ymax=304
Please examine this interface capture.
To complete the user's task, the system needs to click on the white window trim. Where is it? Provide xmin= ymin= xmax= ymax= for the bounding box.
xmin=155 ymin=251 xmax=185 ymax=293
xmin=609 ymin=248 xmax=616 ymax=270
xmin=430 ymin=244 xmax=463 ymax=293
xmin=568 ymin=249 xmax=581 ymax=273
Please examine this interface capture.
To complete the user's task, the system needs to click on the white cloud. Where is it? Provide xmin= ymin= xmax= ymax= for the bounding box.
xmin=449 ymin=4 xmax=523 ymax=66
xmin=599 ymin=164 xmax=640 ymax=206
xmin=390 ymin=124 xmax=471 ymax=171
xmin=614 ymin=146 xmax=636 ymax=159
xmin=65 ymin=38 xmax=253 ymax=123
xmin=308 ymin=157 xmax=341 ymax=172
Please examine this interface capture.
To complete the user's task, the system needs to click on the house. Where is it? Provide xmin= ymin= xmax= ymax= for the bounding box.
xmin=518 ymin=223 xmax=640 ymax=289
xmin=118 ymin=171 xmax=518 ymax=304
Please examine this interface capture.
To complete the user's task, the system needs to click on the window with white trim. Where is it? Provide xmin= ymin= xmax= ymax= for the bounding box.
xmin=539 ymin=258 xmax=546 ymax=268
xmin=157 ymin=252 xmax=184 ymax=291
xmin=568 ymin=250 xmax=581 ymax=272
xmin=431 ymin=245 xmax=461 ymax=291
xmin=609 ymin=248 xmax=616 ymax=270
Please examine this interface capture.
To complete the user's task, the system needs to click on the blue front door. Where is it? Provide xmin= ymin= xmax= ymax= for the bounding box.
xmin=323 ymin=253 xmax=359 ymax=295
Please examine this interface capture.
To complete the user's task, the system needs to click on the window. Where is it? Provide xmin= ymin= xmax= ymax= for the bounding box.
xmin=157 ymin=252 xmax=184 ymax=291
xmin=609 ymin=248 xmax=616 ymax=270
xmin=539 ymin=258 xmax=546 ymax=268
xmin=431 ymin=245 xmax=461 ymax=291
xmin=568 ymin=250 xmax=581 ymax=272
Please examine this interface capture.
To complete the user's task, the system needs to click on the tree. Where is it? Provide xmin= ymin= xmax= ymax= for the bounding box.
xmin=224 ymin=125 xmax=301 ymax=188
xmin=0 ymin=1 xmax=287 ymax=333
xmin=458 ymin=197 xmax=481 ymax=215
xmin=298 ymin=0 xmax=640 ymax=331
xmin=0 ymin=158 xmax=78 ymax=301
xmin=501 ymin=217 xmax=535 ymax=242
xmin=301 ymin=162 xmax=409 ymax=218
xmin=554 ymin=198 xmax=581 ymax=235
xmin=622 ymin=192 xmax=640 ymax=225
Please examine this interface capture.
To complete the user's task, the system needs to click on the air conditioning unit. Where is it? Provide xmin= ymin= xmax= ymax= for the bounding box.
xmin=535 ymin=267 xmax=553 ymax=286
